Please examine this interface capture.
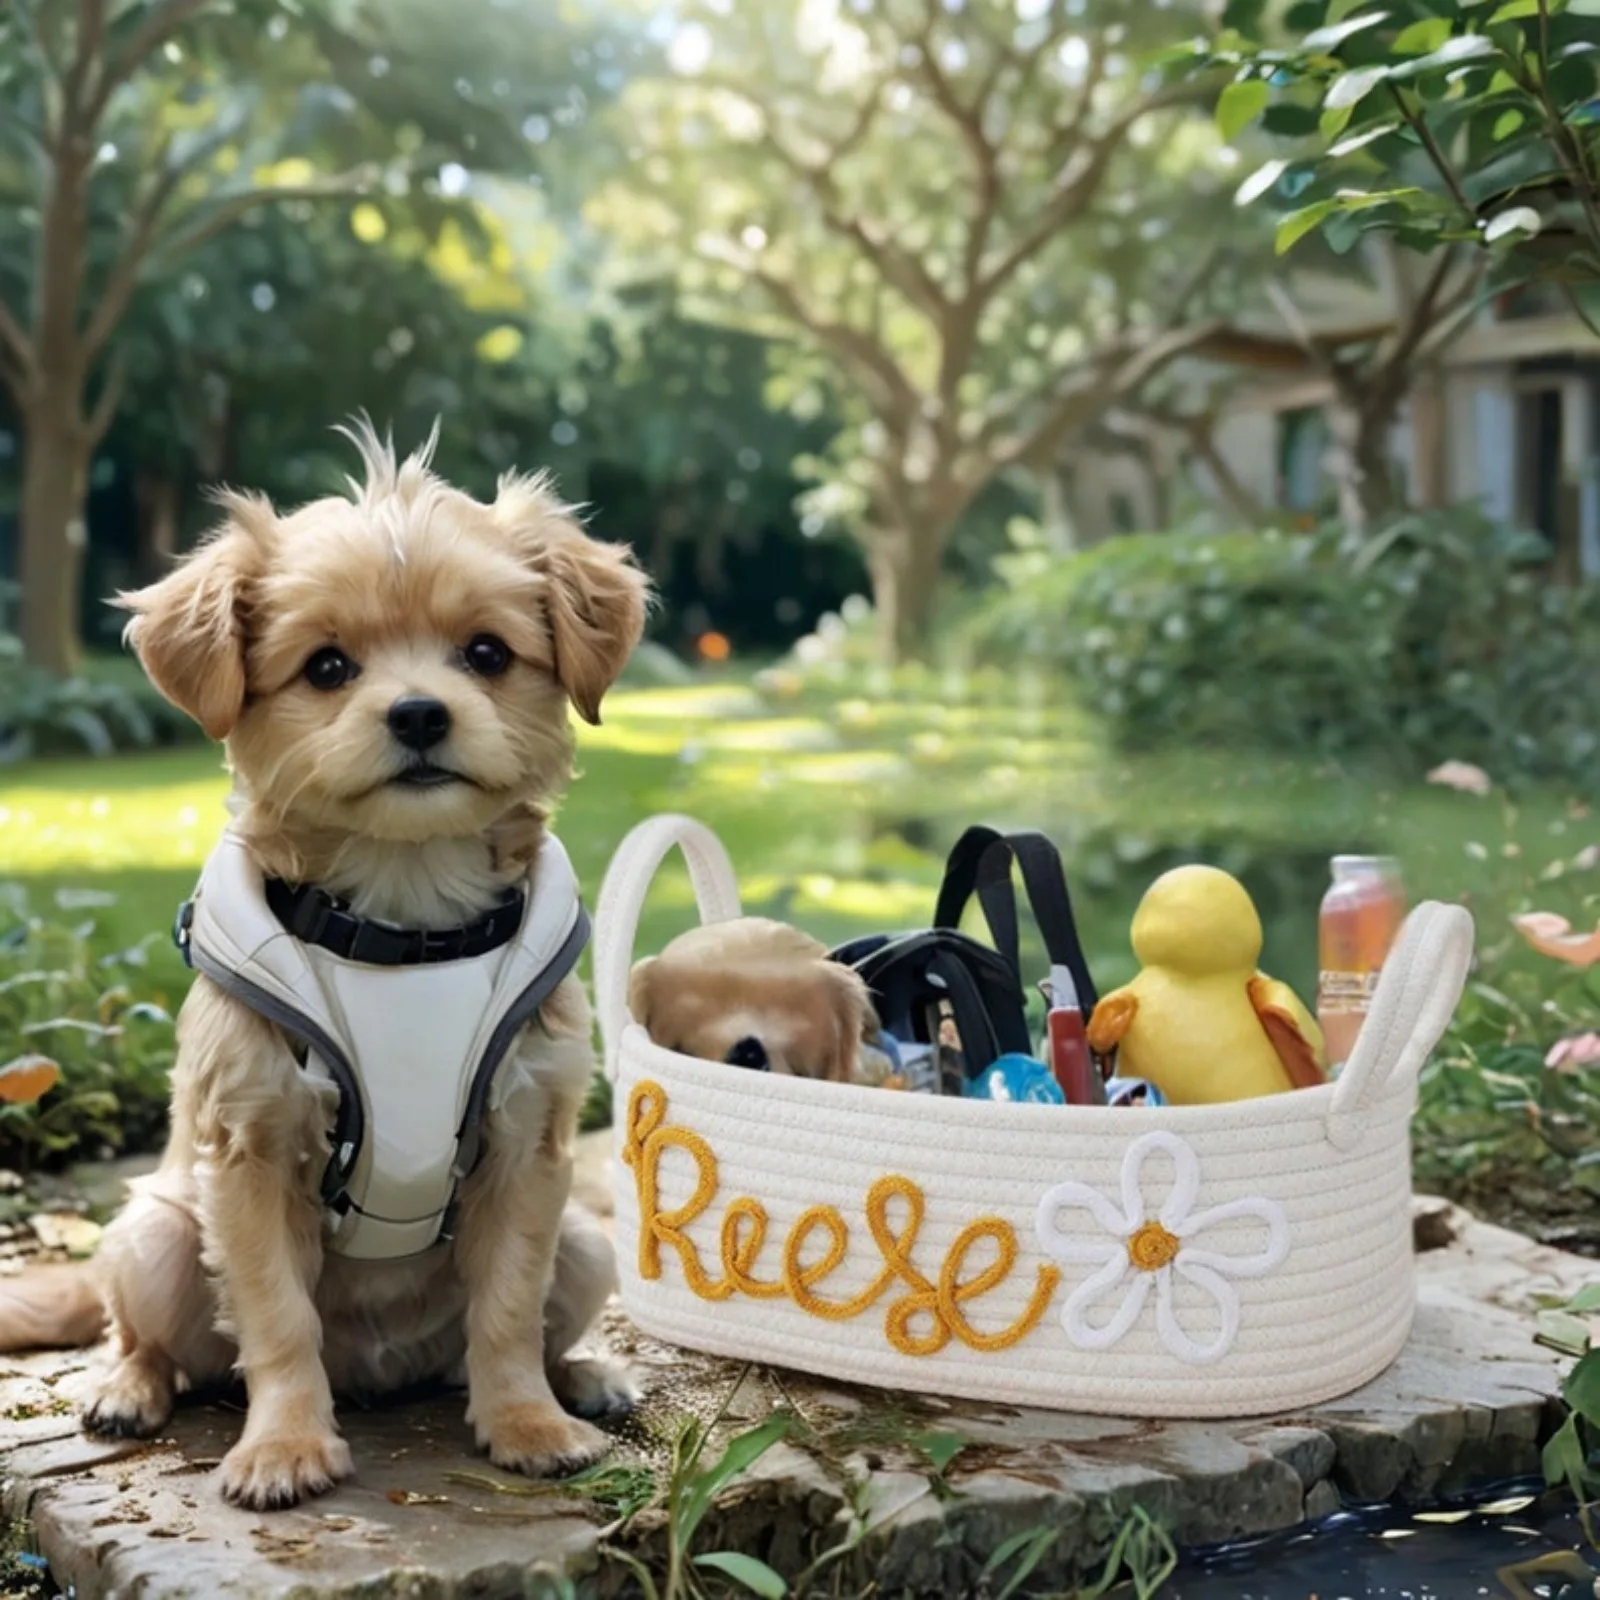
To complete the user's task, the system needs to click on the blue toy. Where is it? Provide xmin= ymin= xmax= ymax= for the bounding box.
xmin=964 ymin=1053 xmax=1065 ymax=1105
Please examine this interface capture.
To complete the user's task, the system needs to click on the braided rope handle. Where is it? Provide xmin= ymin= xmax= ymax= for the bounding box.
xmin=1325 ymin=899 xmax=1475 ymax=1151
xmin=593 ymin=814 xmax=743 ymax=1079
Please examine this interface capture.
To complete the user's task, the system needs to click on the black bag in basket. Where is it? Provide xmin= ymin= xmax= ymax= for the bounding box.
xmin=830 ymin=826 xmax=1096 ymax=1092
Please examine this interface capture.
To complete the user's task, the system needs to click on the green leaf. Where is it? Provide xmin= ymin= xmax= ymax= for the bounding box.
xmin=1325 ymin=65 xmax=1391 ymax=109
xmin=1276 ymin=197 xmax=1341 ymax=251
xmin=1223 ymin=0 xmax=1270 ymax=31
xmin=1492 ymin=107 xmax=1527 ymax=137
xmin=692 ymin=1553 xmax=787 ymax=1599
xmin=1320 ymin=101 xmax=1356 ymax=136
xmin=982 ymin=1526 xmax=1060 ymax=1600
xmin=1486 ymin=0 xmax=1543 ymax=18
xmin=1217 ymin=78 xmax=1272 ymax=140
xmin=1262 ymin=102 xmax=1324 ymax=136
xmin=1330 ymin=119 xmax=1402 ymax=154
xmin=1565 ymin=1349 xmax=1600 ymax=1425
xmin=1393 ymin=17 xmax=1454 ymax=51
xmin=1388 ymin=33 xmax=1499 ymax=79
xmin=1236 ymin=157 xmax=1289 ymax=204
xmin=1542 ymin=1412 xmax=1587 ymax=1492
xmin=675 ymin=1416 xmax=791 ymax=1546
xmin=1302 ymin=11 xmax=1391 ymax=53
xmin=1484 ymin=203 xmax=1543 ymax=241
xmin=910 ymin=1430 xmax=969 ymax=1475
xmin=1535 ymin=1307 xmax=1591 ymax=1357
xmin=1566 ymin=1283 xmax=1600 ymax=1312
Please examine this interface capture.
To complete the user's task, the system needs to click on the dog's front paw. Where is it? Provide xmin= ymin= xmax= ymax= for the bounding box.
xmin=550 ymin=1354 xmax=641 ymax=1423
xmin=82 ymin=1355 xmax=174 ymax=1440
xmin=478 ymin=1402 xmax=610 ymax=1478
xmin=219 ymin=1429 xmax=353 ymax=1511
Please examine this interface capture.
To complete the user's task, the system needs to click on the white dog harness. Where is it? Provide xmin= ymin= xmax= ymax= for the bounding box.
xmin=174 ymin=829 xmax=589 ymax=1261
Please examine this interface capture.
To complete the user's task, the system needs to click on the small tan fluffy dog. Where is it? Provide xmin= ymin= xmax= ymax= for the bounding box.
xmin=630 ymin=917 xmax=874 ymax=1079
xmin=0 ymin=422 xmax=648 ymax=1510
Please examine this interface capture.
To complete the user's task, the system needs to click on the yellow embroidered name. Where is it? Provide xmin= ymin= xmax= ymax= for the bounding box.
xmin=621 ymin=1081 xmax=1061 ymax=1356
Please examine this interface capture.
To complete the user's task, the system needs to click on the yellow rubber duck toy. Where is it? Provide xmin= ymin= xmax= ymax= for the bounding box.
xmin=1087 ymin=864 xmax=1327 ymax=1104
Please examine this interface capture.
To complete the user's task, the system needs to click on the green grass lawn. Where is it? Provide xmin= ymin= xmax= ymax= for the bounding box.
xmin=5 ymin=666 xmax=1598 ymax=1221
xmin=3 ymin=670 xmax=1588 ymax=1008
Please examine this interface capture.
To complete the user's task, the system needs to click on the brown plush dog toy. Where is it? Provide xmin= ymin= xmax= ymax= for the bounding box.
xmin=629 ymin=917 xmax=875 ymax=1081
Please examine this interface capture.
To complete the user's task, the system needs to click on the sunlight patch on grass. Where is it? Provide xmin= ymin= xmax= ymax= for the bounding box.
xmin=605 ymin=685 xmax=765 ymax=722
xmin=2 ymin=769 xmax=231 ymax=872
xmin=576 ymin=721 xmax=693 ymax=757
xmin=788 ymin=874 xmax=932 ymax=924
xmin=696 ymin=718 xmax=840 ymax=754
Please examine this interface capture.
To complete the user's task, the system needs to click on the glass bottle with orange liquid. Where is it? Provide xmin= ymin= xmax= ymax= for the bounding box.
xmin=1317 ymin=856 xmax=1407 ymax=1072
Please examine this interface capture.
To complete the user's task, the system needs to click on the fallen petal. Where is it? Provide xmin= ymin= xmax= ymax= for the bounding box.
xmin=1512 ymin=912 xmax=1600 ymax=968
xmin=0 ymin=1055 xmax=59 ymax=1105
xmin=1545 ymin=1032 xmax=1600 ymax=1072
xmin=1427 ymin=760 xmax=1492 ymax=796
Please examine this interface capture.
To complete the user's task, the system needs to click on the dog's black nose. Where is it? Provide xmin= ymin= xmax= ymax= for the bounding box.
xmin=724 ymin=1036 xmax=769 ymax=1071
xmin=387 ymin=696 xmax=451 ymax=751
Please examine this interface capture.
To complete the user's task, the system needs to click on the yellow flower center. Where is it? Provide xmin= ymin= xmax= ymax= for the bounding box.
xmin=1127 ymin=1220 xmax=1181 ymax=1273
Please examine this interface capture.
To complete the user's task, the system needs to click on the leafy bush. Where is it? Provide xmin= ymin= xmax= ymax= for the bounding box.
xmin=0 ymin=885 xmax=175 ymax=1169
xmin=1410 ymin=785 xmax=1600 ymax=1244
xmin=0 ymin=627 xmax=200 ymax=764
xmin=973 ymin=512 xmax=1600 ymax=789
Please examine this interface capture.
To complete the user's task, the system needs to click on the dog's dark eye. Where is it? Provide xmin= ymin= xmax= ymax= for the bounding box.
xmin=303 ymin=647 xmax=358 ymax=691
xmin=463 ymin=633 xmax=511 ymax=678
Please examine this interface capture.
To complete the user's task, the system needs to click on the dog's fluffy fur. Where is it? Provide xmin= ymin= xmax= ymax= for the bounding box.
xmin=0 ymin=422 xmax=649 ymax=1510
xmin=629 ymin=917 xmax=874 ymax=1081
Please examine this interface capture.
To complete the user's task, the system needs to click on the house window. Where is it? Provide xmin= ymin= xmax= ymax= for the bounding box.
xmin=1513 ymin=372 xmax=1596 ymax=581
xmin=1276 ymin=407 xmax=1328 ymax=513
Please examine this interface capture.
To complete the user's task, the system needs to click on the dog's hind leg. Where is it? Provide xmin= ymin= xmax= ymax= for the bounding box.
xmin=544 ymin=1203 xmax=639 ymax=1422
xmin=82 ymin=1177 xmax=233 ymax=1439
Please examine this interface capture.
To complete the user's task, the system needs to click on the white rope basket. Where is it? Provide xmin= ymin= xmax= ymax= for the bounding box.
xmin=595 ymin=814 xmax=1476 ymax=1418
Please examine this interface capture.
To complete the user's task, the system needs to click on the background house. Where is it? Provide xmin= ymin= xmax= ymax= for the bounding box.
xmin=1063 ymin=270 xmax=1600 ymax=575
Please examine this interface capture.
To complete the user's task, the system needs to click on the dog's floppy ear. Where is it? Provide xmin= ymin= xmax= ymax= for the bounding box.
xmin=822 ymin=962 xmax=875 ymax=1083
xmin=495 ymin=473 xmax=650 ymax=726
xmin=627 ymin=958 xmax=658 ymax=1029
xmin=114 ymin=495 xmax=271 ymax=740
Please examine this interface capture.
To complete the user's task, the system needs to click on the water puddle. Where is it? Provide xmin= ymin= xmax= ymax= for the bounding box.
xmin=1172 ymin=1483 xmax=1597 ymax=1599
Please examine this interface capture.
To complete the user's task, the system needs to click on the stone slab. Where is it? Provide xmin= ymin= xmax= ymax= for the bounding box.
xmin=2 ymin=1198 xmax=1593 ymax=1598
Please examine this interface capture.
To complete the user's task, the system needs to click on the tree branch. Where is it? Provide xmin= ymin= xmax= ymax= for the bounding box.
xmin=1265 ymin=279 xmax=1340 ymax=376
xmin=1046 ymin=33 xmax=1110 ymax=162
xmin=86 ymin=0 xmax=211 ymax=123
xmin=81 ymin=121 xmax=245 ymax=358
xmin=994 ymin=317 xmax=1227 ymax=470
xmin=977 ymin=79 xmax=1199 ymax=303
xmin=140 ymin=174 xmax=368 ymax=274
xmin=735 ymin=257 xmax=922 ymax=421
xmin=62 ymin=0 xmax=108 ymax=124
xmin=0 ymin=293 xmax=36 ymax=386
xmin=692 ymin=71 xmax=949 ymax=319
xmin=911 ymin=1 xmax=1002 ymax=290
xmin=1375 ymin=247 xmax=1460 ymax=382
xmin=85 ymin=347 xmax=126 ymax=445
xmin=756 ymin=126 xmax=949 ymax=319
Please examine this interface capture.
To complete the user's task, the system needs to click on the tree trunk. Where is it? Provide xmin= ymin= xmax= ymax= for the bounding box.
xmin=19 ymin=399 xmax=92 ymax=675
xmin=867 ymin=525 xmax=946 ymax=664
xmin=1408 ymin=365 xmax=1448 ymax=510
xmin=1324 ymin=393 xmax=1399 ymax=537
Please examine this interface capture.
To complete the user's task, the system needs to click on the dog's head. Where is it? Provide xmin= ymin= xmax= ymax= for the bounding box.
xmin=629 ymin=918 xmax=876 ymax=1082
xmin=118 ymin=421 xmax=649 ymax=847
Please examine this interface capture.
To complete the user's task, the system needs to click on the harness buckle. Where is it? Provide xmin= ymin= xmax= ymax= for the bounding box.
xmin=290 ymin=889 xmax=336 ymax=945
xmin=172 ymin=899 xmax=195 ymax=967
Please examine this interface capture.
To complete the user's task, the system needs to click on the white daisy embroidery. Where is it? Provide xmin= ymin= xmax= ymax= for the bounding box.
xmin=1034 ymin=1130 xmax=1290 ymax=1365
